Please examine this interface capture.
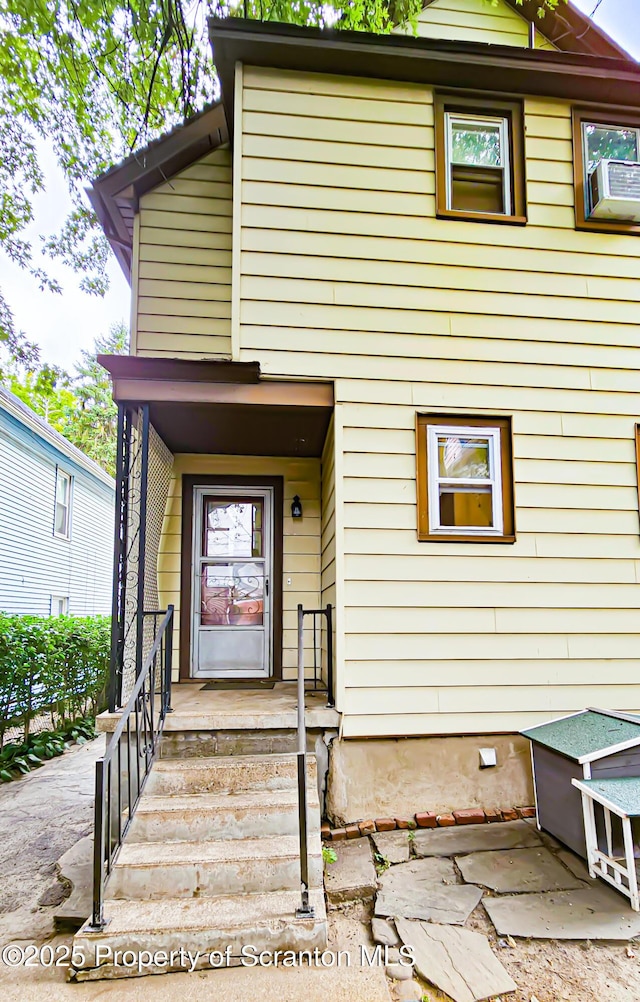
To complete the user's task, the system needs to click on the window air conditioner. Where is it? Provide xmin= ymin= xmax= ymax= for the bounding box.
xmin=589 ymin=159 xmax=640 ymax=221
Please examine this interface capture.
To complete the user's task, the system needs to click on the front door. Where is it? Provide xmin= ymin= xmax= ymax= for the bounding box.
xmin=191 ymin=487 xmax=273 ymax=678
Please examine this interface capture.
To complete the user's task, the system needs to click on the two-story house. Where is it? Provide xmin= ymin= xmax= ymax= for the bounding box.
xmin=75 ymin=0 xmax=640 ymax=976
xmin=0 ymin=385 xmax=114 ymax=616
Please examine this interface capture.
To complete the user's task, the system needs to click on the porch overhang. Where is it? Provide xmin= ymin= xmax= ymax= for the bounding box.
xmin=99 ymin=355 xmax=334 ymax=458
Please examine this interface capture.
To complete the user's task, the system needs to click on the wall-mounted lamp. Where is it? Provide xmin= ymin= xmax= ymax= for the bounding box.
xmin=291 ymin=495 xmax=303 ymax=518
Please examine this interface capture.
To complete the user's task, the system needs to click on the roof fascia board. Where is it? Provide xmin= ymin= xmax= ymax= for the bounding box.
xmin=504 ymin=0 xmax=632 ymax=60
xmin=209 ymin=18 xmax=640 ymax=142
xmin=98 ymin=354 xmax=261 ymax=384
xmin=90 ymin=103 xmax=228 ymax=282
xmin=414 ymin=0 xmax=630 ymax=59
xmin=579 ymin=735 xmax=640 ymax=765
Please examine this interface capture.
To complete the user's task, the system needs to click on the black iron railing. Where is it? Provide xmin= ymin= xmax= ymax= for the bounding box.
xmin=295 ymin=602 xmax=334 ymax=919
xmin=300 ymin=604 xmax=334 ymax=708
xmin=89 ymin=605 xmax=174 ymax=931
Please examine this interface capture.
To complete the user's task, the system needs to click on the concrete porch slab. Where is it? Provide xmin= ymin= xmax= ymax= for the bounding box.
xmin=413 ymin=819 xmax=542 ymax=857
xmin=484 ymin=884 xmax=640 ymax=940
xmin=455 ymin=847 xmax=584 ymax=894
xmin=97 ymin=682 xmax=340 ymax=733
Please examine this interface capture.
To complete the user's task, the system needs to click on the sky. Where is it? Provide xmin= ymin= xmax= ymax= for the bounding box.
xmin=0 ymin=0 xmax=639 ymax=373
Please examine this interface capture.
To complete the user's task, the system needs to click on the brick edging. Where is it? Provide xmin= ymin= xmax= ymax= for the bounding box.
xmin=321 ymin=805 xmax=536 ymax=841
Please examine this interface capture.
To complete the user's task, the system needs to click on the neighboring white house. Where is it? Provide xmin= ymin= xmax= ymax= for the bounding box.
xmin=0 ymin=385 xmax=115 ymax=616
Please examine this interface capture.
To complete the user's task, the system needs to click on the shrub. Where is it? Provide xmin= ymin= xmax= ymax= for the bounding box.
xmin=0 ymin=614 xmax=110 ymax=746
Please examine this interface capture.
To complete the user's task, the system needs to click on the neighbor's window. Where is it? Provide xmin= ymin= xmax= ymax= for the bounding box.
xmin=572 ymin=109 xmax=640 ymax=234
xmin=54 ymin=468 xmax=72 ymax=539
xmin=435 ymin=95 xmax=526 ymax=224
xmin=416 ymin=415 xmax=515 ymax=542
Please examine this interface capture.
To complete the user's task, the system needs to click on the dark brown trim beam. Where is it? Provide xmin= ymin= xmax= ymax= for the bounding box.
xmin=109 ymin=376 xmax=334 ymax=408
xmin=98 ymin=354 xmax=260 ymax=384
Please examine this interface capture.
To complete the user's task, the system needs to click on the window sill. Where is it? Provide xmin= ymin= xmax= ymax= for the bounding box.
xmin=576 ymin=218 xmax=640 ymax=236
xmin=436 ymin=208 xmax=527 ymax=226
xmin=53 ymin=532 xmax=71 ymax=541
xmin=418 ymin=531 xmax=516 ymax=544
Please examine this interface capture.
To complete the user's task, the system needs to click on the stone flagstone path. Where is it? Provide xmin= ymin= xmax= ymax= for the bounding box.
xmin=324 ymin=815 xmax=640 ymax=999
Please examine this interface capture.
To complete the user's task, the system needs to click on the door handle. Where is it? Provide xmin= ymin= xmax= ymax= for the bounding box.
xmin=265 ymin=577 xmax=269 ymax=597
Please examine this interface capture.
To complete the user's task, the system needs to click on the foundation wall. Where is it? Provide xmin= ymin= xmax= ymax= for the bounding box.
xmin=325 ymin=733 xmax=533 ymax=825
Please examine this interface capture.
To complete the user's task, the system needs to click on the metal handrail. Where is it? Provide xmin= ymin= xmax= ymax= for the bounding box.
xmin=295 ymin=602 xmax=334 ymax=919
xmin=88 ymin=605 xmax=174 ymax=930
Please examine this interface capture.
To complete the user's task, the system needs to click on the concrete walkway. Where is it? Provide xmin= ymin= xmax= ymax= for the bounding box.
xmin=0 ymin=735 xmax=105 ymax=947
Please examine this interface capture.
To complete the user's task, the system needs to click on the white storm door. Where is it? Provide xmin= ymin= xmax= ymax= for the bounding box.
xmin=191 ymin=487 xmax=273 ymax=678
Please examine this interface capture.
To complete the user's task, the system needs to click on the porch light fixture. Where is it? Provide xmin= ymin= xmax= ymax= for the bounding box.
xmin=291 ymin=495 xmax=303 ymax=518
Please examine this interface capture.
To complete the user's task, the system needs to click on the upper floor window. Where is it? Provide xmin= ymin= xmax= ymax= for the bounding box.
xmin=54 ymin=468 xmax=72 ymax=539
xmin=572 ymin=108 xmax=640 ymax=235
xmin=435 ymin=94 xmax=526 ymax=225
xmin=416 ymin=415 xmax=515 ymax=543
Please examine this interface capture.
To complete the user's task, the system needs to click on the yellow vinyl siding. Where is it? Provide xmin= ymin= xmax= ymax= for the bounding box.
xmin=409 ymin=0 xmax=556 ymax=49
xmin=157 ymin=455 xmax=321 ymax=680
xmin=136 ymin=147 xmax=233 ymax=358
xmin=321 ymin=416 xmax=336 ymax=684
xmin=236 ymin=65 xmax=640 ymax=736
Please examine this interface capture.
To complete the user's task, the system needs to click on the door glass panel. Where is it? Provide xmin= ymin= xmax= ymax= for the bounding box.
xmin=201 ymin=562 xmax=264 ymax=627
xmin=203 ymin=499 xmax=264 ymax=558
xmin=438 ymin=436 xmax=491 ymax=479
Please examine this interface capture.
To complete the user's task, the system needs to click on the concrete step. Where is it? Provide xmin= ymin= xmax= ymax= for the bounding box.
xmin=128 ymin=788 xmax=321 ymax=843
xmin=147 ymin=753 xmax=317 ymax=797
xmin=108 ymin=833 xmax=324 ymax=899
xmin=72 ymin=889 xmax=327 ymax=979
xmin=160 ymin=729 xmax=300 ymax=759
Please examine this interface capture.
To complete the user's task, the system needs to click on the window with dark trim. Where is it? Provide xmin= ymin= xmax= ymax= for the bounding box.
xmin=572 ymin=107 xmax=640 ymax=235
xmin=434 ymin=94 xmax=526 ymax=224
xmin=416 ymin=415 xmax=515 ymax=543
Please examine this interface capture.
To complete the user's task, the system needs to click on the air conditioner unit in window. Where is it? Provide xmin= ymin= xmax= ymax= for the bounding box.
xmin=589 ymin=159 xmax=640 ymax=221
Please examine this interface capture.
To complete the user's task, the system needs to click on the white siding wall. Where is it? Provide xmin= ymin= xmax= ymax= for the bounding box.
xmin=0 ymin=412 xmax=114 ymax=616
xmin=235 ymin=65 xmax=640 ymax=738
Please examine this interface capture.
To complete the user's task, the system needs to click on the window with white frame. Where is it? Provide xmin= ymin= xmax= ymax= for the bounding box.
xmin=446 ymin=113 xmax=511 ymax=215
xmin=416 ymin=415 xmax=515 ymax=542
xmin=51 ymin=596 xmax=69 ymax=616
xmin=54 ymin=468 xmax=72 ymax=539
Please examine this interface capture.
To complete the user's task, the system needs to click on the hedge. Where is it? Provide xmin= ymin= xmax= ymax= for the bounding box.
xmin=0 ymin=614 xmax=110 ymax=745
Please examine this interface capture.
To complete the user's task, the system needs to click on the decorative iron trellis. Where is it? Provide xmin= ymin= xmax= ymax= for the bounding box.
xmin=108 ymin=405 xmax=174 ymax=711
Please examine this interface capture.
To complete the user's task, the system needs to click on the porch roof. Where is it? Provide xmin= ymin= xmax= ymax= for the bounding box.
xmin=99 ymin=355 xmax=333 ymax=458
